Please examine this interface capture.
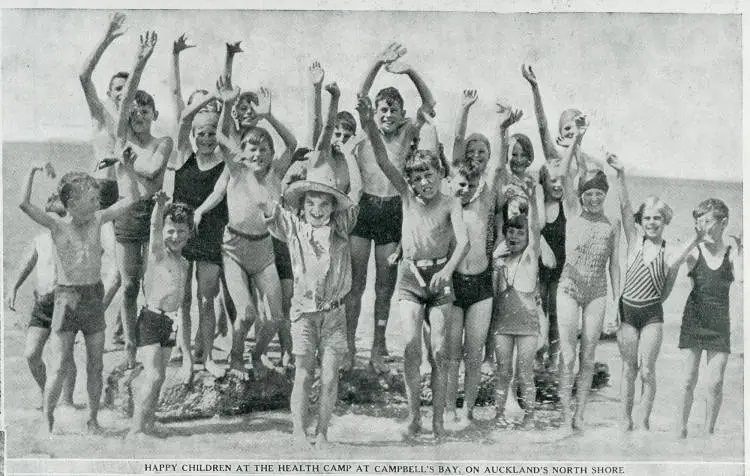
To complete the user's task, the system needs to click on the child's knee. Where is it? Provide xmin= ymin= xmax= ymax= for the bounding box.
xmin=403 ymin=341 xmax=422 ymax=361
xmin=122 ymin=276 xmax=141 ymax=299
xmin=640 ymin=364 xmax=656 ymax=383
xmin=707 ymin=377 xmax=724 ymax=396
xmin=682 ymin=371 xmax=699 ymax=391
xmin=86 ymin=357 xmax=104 ymax=376
xmin=24 ymin=344 xmax=45 ymax=363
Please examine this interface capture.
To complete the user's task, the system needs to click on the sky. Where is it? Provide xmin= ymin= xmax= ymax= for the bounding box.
xmin=1 ymin=9 xmax=742 ymax=181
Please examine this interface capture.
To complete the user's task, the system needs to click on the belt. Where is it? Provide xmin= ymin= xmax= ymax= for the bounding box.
xmin=319 ymin=297 xmax=345 ymax=312
xmin=227 ymin=226 xmax=270 ymax=242
xmin=405 ymin=256 xmax=448 ymax=268
xmin=142 ymin=306 xmax=169 ymax=316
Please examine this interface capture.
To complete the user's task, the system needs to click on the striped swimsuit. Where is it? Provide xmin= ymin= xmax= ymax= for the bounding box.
xmin=619 ymin=239 xmax=666 ymax=331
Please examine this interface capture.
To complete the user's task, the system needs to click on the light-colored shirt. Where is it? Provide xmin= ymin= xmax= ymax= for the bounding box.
xmin=264 ymin=202 xmax=359 ymax=315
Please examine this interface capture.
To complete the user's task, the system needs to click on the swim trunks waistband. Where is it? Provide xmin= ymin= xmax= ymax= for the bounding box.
xmin=226 ymin=226 xmax=271 ymax=242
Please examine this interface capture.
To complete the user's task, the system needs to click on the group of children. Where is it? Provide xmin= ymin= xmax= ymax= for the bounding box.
xmin=10 ymin=13 xmax=739 ymax=447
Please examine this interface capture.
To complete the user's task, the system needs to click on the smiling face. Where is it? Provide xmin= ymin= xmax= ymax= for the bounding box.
xmin=465 ymin=140 xmax=490 ymax=173
xmin=163 ymin=217 xmax=191 ymax=253
xmin=505 ymin=224 xmax=529 ymax=254
xmin=408 ymin=165 xmax=441 ymax=201
xmin=236 ymin=97 xmax=259 ymax=129
xmin=581 ymin=188 xmax=607 ymax=214
xmin=453 ymin=173 xmax=479 ymax=205
xmin=66 ymin=184 xmax=101 ymax=221
xmin=240 ymin=139 xmax=273 ymax=173
xmin=374 ymin=99 xmax=405 ymax=136
xmin=193 ymin=123 xmax=218 ymax=155
xmin=129 ymin=101 xmax=157 ymax=134
xmin=640 ymin=205 xmax=666 ymax=239
xmin=510 ymin=142 xmax=531 ymax=175
xmin=331 ymin=125 xmax=354 ymax=153
xmin=303 ymin=191 xmax=335 ymax=227
xmin=542 ymin=173 xmax=564 ymax=201
xmin=695 ymin=210 xmax=728 ymax=243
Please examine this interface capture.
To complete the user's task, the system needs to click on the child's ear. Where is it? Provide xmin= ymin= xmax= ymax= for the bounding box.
xmin=153 ymin=110 xmax=160 ymax=121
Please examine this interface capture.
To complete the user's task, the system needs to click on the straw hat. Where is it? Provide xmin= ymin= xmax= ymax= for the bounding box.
xmin=284 ymin=150 xmax=352 ymax=212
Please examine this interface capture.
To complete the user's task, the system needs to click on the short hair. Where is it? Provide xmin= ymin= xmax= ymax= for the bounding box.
xmin=335 ymin=111 xmax=357 ymax=134
xmin=374 ymin=87 xmax=404 ymax=111
xmin=538 ymin=162 xmax=563 ymax=201
xmin=501 ymin=195 xmax=529 ymax=222
xmin=558 ymin=108 xmax=583 ymax=136
xmin=108 ymin=71 xmax=129 ymax=91
xmin=45 ymin=193 xmax=67 ymax=217
xmin=404 ymin=149 xmax=443 ymax=179
xmin=133 ymin=90 xmax=156 ymax=110
xmin=693 ymin=198 xmax=729 ymax=221
xmin=241 ymin=126 xmax=275 ymax=155
xmin=502 ymin=214 xmax=528 ymax=236
xmin=57 ymin=172 xmax=99 ymax=207
xmin=510 ymin=133 xmax=534 ymax=164
xmin=163 ymin=202 xmax=194 ymax=230
xmin=237 ymin=91 xmax=259 ymax=106
xmin=634 ymin=196 xmax=674 ymax=225
xmin=455 ymin=162 xmax=482 ymax=183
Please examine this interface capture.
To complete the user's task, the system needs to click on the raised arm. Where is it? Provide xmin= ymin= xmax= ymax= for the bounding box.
xmin=223 ymin=41 xmax=243 ymax=90
xmin=452 ymin=89 xmax=477 ymax=165
xmin=79 ymin=13 xmax=127 ymax=129
xmin=116 ymin=31 xmax=158 ymax=140
xmin=385 ymin=60 xmax=436 ymax=114
xmin=606 ymin=153 xmax=637 ymax=247
xmin=521 ymin=64 xmax=561 ymax=162
xmin=358 ymin=42 xmax=407 ymax=98
xmin=214 ymin=75 xmax=242 ymax=168
xmin=170 ymin=33 xmax=196 ymax=120
xmin=147 ymin=190 xmax=170 ymax=260
xmin=316 ymin=82 xmax=340 ymax=153
xmin=525 ymin=177 xmax=542 ymax=256
xmin=177 ymin=91 xmax=219 ymax=156
xmin=490 ymin=102 xmax=524 ymax=188
xmin=193 ymin=167 xmax=229 ymax=232
xmin=356 ymin=95 xmax=409 ymax=196
xmin=19 ymin=164 xmax=58 ymax=230
xmin=253 ymin=87 xmax=298 ymax=178
xmin=557 ymin=117 xmax=587 ymax=213
xmin=101 ymin=146 xmax=142 ymax=223
xmin=307 ymin=61 xmax=325 ymax=149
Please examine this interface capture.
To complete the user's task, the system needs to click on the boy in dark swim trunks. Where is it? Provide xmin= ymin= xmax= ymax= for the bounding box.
xmin=129 ymin=192 xmax=193 ymax=438
xmin=348 ymin=42 xmax=436 ymax=372
xmin=114 ymin=31 xmax=175 ymax=368
xmin=357 ymin=96 xmax=468 ymax=438
xmin=7 ymin=193 xmax=77 ymax=409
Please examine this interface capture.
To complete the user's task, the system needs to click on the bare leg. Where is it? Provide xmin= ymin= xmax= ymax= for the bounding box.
xmin=555 ymin=290 xmax=581 ymax=427
xmin=180 ymin=261 xmax=194 ymax=361
xmin=130 ymin=344 xmax=167 ymax=435
xmin=494 ymin=334 xmax=514 ymax=424
xmin=617 ymin=322 xmax=639 ymax=431
xmin=250 ymin=265 xmax=283 ymax=379
xmin=371 ymin=242 xmax=398 ymax=367
xmin=516 ymin=335 xmax=538 ymax=428
xmin=42 ymin=331 xmax=76 ymax=433
xmin=117 ymin=241 xmax=147 ymax=368
xmin=445 ymin=306 xmax=464 ymax=420
xmin=345 ymin=236 xmax=371 ymax=371
xmin=427 ymin=303 xmax=451 ymax=438
xmin=25 ymin=327 xmax=51 ymax=403
xmin=223 ymin=258 xmax=255 ymax=379
xmin=316 ymin=348 xmax=342 ymax=450
xmin=462 ymin=298 xmax=492 ymax=420
xmin=83 ymin=331 xmax=106 ymax=432
xmin=704 ymin=350 xmax=729 ymax=434
xmin=400 ymin=300 xmax=425 ymax=436
xmin=290 ymin=352 xmax=314 ymax=449
xmin=196 ymin=262 xmax=224 ymax=377
xmin=572 ymin=297 xmax=607 ymax=430
xmin=277 ymin=278 xmax=294 ymax=367
xmin=677 ymin=348 xmax=702 ymax=438
xmin=638 ymin=323 xmax=663 ymax=430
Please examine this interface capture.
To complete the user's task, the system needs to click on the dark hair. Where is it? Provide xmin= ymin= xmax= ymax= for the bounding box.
xmin=58 ymin=172 xmax=99 ymax=207
xmin=163 ymin=202 xmax=194 ymax=230
xmin=237 ymin=91 xmax=259 ymax=106
xmin=577 ymin=169 xmax=609 ymax=196
xmin=335 ymin=111 xmax=357 ymax=134
xmin=297 ymin=190 xmax=337 ymax=215
xmin=502 ymin=214 xmax=528 ymax=236
xmin=692 ymin=198 xmax=729 ymax=221
xmin=404 ymin=149 xmax=443 ymax=179
xmin=108 ymin=71 xmax=129 ymax=91
xmin=374 ymin=87 xmax=404 ymax=111
xmin=241 ymin=126 xmax=275 ymax=155
xmin=455 ymin=162 xmax=482 ymax=183
xmin=45 ymin=192 xmax=67 ymax=217
xmin=510 ymin=133 xmax=534 ymax=164
xmin=501 ymin=194 xmax=529 ymax=223
xmin=133 ymin=90 xmax=156 ymax=110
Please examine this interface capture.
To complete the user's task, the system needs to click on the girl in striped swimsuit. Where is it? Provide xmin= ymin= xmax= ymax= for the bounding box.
xmin=607 ymin=155 xmax=699 ymax=431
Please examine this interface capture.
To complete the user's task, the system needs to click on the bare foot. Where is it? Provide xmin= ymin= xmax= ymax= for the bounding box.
xmin=432 ymin=421 xmax=447 ymax=440
xmin=260 ymin=353 xmax=276 ymax=369
xmin=403 ymin=419 xmax=422 ymax=439
xmin=86 ymin=419 xmax=103 ymax=435
xmin=640 ymin=418 xmax=650 ymax=431
xmin=59 ymin=401 xmax=86 ymax=411
xmin=621 ymin=418 xmax=634 ymax=432
xmin=571 ymin=415 xmax=585 ymax=432
xmin=314 ymin=433 xmax=331 ymax=451
xmin=494 ymin=415 xmax=511 ymax=429
xmin=252 ymin=357 xmax=271 ymax=380
xmin=205 ymin=360 xmax=226 ymax=379
xmin=519 ymin=412 xmax=535 ymax=431
xmin=677 ymin=427 xmax=688 ymax=439
xmin=281 ymin=353 xmax=294 ymax=368
xmin=179 ymin=364 xmax=194 ymax=385
xmin=170 ymin=346 xmax=183 ymax=362
xmin=293 ymin=430 xmax=313 ymax=450
xmin=369 ymin=352 xmax=389 ymax=374
xmin=481 ymin=359 xmax=495 ymax=374
xmin=125 ymin=430 xmax=162 ymax=442
xmin=227 ymin=366 xmax=249 ymax=381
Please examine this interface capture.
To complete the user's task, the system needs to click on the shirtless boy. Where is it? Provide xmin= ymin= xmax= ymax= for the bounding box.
xmin=129 ymin=191 xmax=193 ymax=438
xmin=114 ymin=32 xmax=175 ymax=368
xmin=20 ymin=157 xmax=140 ymax=434
xmin=348 ymin=42 xmax=436 ymax=372
xmin=358 ymin=95 xmax=468 ymax=438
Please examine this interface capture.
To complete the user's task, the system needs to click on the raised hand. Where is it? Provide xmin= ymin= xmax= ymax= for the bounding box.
xmin=462 ymin=89 xmax=478 ymax=109
xmin=521 ymin=64 xmax=537 ymax=87
xmin=226 ymin=41 xmax=243 ymax=55
xmin=105 ymin=12 xmax=127 ymax=42
xmin=254 ymin=87 xmax=272 ymax=116
xmin=173 ymin=33 xmax=195 ymax=55
xmin=496 ymin=101 xmax=523 ymax=129
xmin=385 ymin=60 xmax=412 ymax=75
xmin=355 ymin=95 xmax=374 ymax=126
xmin=605 ymin=152 xmax=624 ymax=173
xmin=377 ymin=42 xmax=407 ymax=65
xmin=324 ymin=82 xmax=340 ymax=98
xmin=493 ymin=241 xmax=511 ymax=260
xmin=216 ymin=75 xmax=240 ymax=103
xmin=574 ymin=114 xmax=589 ymax=137
xmin=153 ymin=190 xmax=170 ymax=207
xmin=137 ymin=31 xmax=158 ymax=63
xmin=309 ymin=61 xmax=324 ymax=85
xmin=6 ymin=291 xmax=17 ymax=312
xmin=121 ymin=146 xmax=138 ymax=168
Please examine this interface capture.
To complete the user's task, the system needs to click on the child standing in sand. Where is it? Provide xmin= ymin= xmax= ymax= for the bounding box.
xmin=260 ymin=97 xmax=360 ymax=447
xmin=676 ymin=199 xmax=737 ymax=438
xmin=129 ymin=191 xmax=193 ymax=438
xmin=358 ymin=95 xmax=469 ymax=438
xmin=7 ymin=192 xmax=77 ymax=409
xmin=20 ymin=158 xmax=140 ymax=434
